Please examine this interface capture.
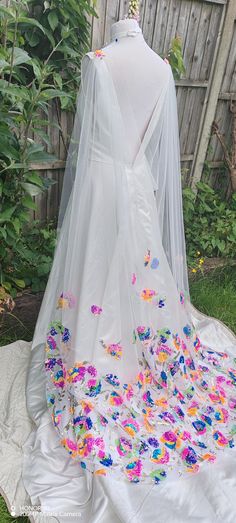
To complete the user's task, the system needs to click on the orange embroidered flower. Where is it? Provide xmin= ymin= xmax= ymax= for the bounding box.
xmin=94 ymin=49 xmax=105 ymax=58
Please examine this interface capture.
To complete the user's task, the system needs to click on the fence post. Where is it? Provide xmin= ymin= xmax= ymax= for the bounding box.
xmin=190 ymin=0 xmax=236 ymax=193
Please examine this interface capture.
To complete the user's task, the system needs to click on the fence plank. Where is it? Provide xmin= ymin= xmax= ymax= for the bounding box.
xmin=24 ymin=0 xmax=236 ymax=222
xmin=191 ymin=0 xmax=236 ymax=191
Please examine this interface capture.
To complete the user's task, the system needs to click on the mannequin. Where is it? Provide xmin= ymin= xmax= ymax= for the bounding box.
xmin=103 ymin=18 xmax=169 ymax=163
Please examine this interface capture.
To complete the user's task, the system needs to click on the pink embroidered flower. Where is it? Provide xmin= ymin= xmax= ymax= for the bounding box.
xmin=160 ymin=431 xmax=179 ymax=449
xmin=91 ymin=304 xmax=102 ymax=315
xmin=202 ymin=453 xmax=216 ymax=463
xmin=109 ymin=391 xmax=123 ymax=406
xmin=213 ymin=430 xmax=229 ymax=447
xmin=67 ymin=363 xmax=87 ymax=383
xmin=214 ymin=407 xmax=229 ymax=423
xmin=151 ymin=447 xmax=169 ymax=464
xmin=100 ymin=339 xmax=123 ymax=359
xmin=94 ymin=49 xmax=105 ymax=58
xmin=78 ymin=434 xmax=95 ymax=457
xmin=122 ymin=418 xmax=140 ymax=437
xmin=131 ymin=272 xmax=137 ymax=285
xmin=116 ymin=437 xmax=132 ymax=457
xmin=123 ymin=383 xmax=134 ymax=400
xmin=61 ymin=437 xmax=80 ymax=458
xmin=229 ymin=397 xmax=236 ymax=410
xmin=125 ymin=459 xmax=142 ymax=482
xmin=156 ymin=345 xmax=172 ymax=362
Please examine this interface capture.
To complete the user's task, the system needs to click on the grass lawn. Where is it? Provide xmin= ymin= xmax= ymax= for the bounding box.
xmin=189 ymin=264 xmax=236 ymax=334
xmin=0 ymin=264 xmax=235 ymax=522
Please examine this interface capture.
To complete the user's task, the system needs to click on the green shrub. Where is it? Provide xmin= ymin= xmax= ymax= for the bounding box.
xmin=0 ymin=0 xmax=96 ymax=297
xmin=183 ymin=181 xmax=236 ymax=263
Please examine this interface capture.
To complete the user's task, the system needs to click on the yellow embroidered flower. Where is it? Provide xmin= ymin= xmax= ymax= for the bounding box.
xmin=95 ymin=469 xmax=106 ymax=476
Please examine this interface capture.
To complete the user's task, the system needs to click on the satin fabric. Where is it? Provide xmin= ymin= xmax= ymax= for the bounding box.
xmin=1 ymin=306 xmax=236 ymax=522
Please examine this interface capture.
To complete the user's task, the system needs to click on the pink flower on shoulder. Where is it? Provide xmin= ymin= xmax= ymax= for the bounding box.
xmin=94 ymin=49 xmax=105 ymax=58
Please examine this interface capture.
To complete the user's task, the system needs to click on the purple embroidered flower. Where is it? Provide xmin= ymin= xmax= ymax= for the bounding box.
xmin=105 ymin=374 xmax=120 ymax=386
xmin=148 ymin=437 xmax=159 ymax=448
xmin=91 ymin=304 xmax=102 ymax=315
xmin=99 ymin=454 xmax=113 ymax=467
xmin=87 ymin=365 xmax=97 ymax=376
xmin=46 ymin=335 xmax=57 ymax=351
xmin=158 ymin=298 xmax=166 ymax=308
xmin=151 ymin=258 xmax=159 ymax=269
xmin=181 ymin=446 xmax=198 ymax=465
xmin=62 ymin=327 xmax=71 ymax=343
xmin=85 ymin=379 xmax=102 ymax=397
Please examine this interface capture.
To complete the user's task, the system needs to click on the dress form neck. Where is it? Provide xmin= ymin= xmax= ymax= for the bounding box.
xmin=110 ymin=18 xmax=142 ymax=42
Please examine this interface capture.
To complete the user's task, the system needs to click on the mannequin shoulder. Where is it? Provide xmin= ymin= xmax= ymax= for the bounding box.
xmin=81 ymin=49 xmax=107 ymax=76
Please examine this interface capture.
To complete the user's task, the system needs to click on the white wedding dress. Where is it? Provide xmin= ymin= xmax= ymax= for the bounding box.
xmin=1 ymin=19 xmax=236 ymax=523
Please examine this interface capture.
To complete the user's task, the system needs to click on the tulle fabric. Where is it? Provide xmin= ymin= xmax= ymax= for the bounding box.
xmin=28 ymin=51 xmax=236 ymax=487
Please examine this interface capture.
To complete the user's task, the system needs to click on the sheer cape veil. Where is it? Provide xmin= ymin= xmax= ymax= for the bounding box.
xmin=32 ymin=50 xmax=190 ymax=353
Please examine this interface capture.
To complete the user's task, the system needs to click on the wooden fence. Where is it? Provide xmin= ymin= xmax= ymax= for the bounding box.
xmin=34 ymin=0 xmax=236 ymax=222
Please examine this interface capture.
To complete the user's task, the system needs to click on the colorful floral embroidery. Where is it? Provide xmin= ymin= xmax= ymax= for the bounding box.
xmin=180 ymin=292 xmax=185 ymax=305
xmin=94 ymin=49 xmax=105 ymax=58
xmin=183 ymin=324 xmax=193 ymax=339
xmin=144 ymin=249 xmax=159 ymax=269
xmin=140 ymin=289 xmax=157 ymax=302
xmin=91 ymin=304 xmax=102 ymax=315
xmin=57 ymin=292 xmax=76 ymax=309
xmin=44 ymin=291 xmax=236 ymax=486
xmin=137 ymin=326 xmax=153 ymax=342
xmin=100 ymin=339 xmax=123 ymax=360
xmin=144 ymin=249 xmax=151 ymax=266
xmin=131 ymin=273 xmax=137 ymax=285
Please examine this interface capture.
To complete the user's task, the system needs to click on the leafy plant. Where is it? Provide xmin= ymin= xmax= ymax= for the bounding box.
xmin=24 ymin=0 xmax=97 ymax=101
xmin=165 ymin=36 xmax=185 ymax=80
xmin=183 ymin=181 xmax=236 ymax=267
xmin=11 ymin=220 xmax=57 ymax=295
xmin=0 ymin=0 xmax=95 ymax=298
